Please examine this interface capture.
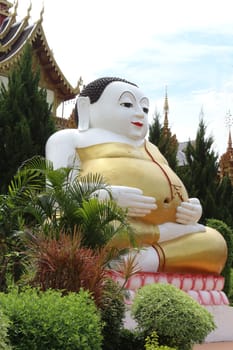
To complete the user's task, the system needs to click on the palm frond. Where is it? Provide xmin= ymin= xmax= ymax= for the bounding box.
xmin=73 ymin=173 xmax=110 ymax=198
xmin=18 ymin=155 xmax=53 ymax=173
xmin=8 ymin=169 xmax=45 ymax=199
xmin=74 ymin=198 xmax=133 ymax=249
xmin=46 ymin=167 xmax=72 ymax=191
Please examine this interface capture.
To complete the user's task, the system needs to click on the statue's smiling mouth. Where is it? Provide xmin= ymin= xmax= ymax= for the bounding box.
xmin=131 ymin=121 xmax=143 ymax=127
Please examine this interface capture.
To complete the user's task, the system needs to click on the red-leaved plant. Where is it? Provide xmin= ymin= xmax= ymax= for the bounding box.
xmin=28 ymin=231 xmax=110 ymax=305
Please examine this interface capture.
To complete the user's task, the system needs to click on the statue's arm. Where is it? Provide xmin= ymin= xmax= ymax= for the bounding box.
xmin=158 ymin=198 xmax=204 ymax=242
xmin=45 ymin=129 xmax=78 ymax=169
xmin=176 ymin=198 xmax=202 ymax=224
xmin=93 ymin=186 xmax=157 ymax=217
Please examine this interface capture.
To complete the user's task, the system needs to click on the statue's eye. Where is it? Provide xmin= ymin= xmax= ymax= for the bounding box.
xmin=143 ymin=107 xmax=149 ymax=114
xmin=121 ymin=102 xmax=133 ymax=108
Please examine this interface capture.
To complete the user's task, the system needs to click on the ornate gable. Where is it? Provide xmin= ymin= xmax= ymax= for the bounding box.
xmin=0 ymin=1 xmax=81 ymax=124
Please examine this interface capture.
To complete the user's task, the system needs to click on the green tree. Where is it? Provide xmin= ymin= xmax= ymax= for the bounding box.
xmin=149 ymin=112 xmax=178 ymax=170
xmin=216 ymin=175 xmax=233 ymax=228
xmin=206 ymin=219 xmax=233 ymax=295
xmin=177 ymin=118 xmax=219 ymax=223
xmin=0 ymin=44 xmax=55 ymax=193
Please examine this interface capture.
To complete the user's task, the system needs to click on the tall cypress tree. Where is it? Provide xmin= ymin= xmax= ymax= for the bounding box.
xmin=216 ymin=175 xmax=233 ymax=228
xmin=0 ymin=44 xmax=56 ymax=193
xmin=148 ymin=111 xmax=162 ymax=146
xmin=177 ymin=118 xmax=220 ymax=223
xmin=149 ymin=112 xmax=178 ymax=170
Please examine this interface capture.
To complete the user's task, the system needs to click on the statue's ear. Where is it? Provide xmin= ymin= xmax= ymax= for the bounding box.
xmin=76 ymin=96 xmax=90 ymax=131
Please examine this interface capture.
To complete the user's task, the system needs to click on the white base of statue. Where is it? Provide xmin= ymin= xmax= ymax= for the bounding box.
xmin=204 ymin=305 xmax=233 ymax=342
xmin=117 ymin=271 xmax=233 ymax=343
xmin=123 ymin=305 xmax=233 ymax=343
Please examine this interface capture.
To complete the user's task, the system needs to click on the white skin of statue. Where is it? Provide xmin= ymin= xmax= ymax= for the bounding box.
xmin=46 ymin=80 xmax=204 ymax=272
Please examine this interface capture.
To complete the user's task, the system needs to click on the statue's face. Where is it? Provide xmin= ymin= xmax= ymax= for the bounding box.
xmin=89 ymin=81 xmax=149 ymax=140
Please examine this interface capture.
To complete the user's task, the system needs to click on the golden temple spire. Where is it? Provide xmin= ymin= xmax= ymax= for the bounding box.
xmin=219 ymin=110 xmax=233 ymax=184
xmin=226 ymin=110 xmax=233 ymax=151
xmin=163 ymin=86 xmax=169 ymax=131
xmin=228 ymin=129 xmax=232 ymax=150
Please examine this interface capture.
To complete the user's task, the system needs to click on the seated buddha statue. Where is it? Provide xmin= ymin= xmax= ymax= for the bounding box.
xmin=46 ymin=77 xmax=227 ymax=275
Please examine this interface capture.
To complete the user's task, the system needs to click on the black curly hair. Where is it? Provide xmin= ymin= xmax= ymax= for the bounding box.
xmin=75 ymin=77 xmax=138 ymax=126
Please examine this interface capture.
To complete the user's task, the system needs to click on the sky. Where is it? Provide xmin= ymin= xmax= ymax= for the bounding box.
xmin=16 ymin=0 xmax=233 ymax=156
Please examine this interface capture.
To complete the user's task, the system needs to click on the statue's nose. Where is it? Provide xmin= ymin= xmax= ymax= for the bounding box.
xmin=135 ymin=107 xmax=144 ymax=118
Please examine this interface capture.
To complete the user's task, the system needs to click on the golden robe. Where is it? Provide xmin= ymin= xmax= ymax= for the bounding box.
xmin=77 ymin=140 xmax=227 ymax=274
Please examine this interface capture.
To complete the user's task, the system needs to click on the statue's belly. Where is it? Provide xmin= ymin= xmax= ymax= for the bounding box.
xmin=80 ymin=157 xmax=188 ymax=225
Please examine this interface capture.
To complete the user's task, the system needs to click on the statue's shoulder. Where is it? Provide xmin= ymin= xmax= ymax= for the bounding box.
xmin=47 ymin=128 xmax=84 ymax=147
xmin=145 ymin=140 xmax=161 ymax=154
xmin=48 ymin=128 xmax=78 ymax=140
xmin=75 ymin=129 xmax=126 ymax=148
xmin=145 ymin=140 xmax=168 ymax=165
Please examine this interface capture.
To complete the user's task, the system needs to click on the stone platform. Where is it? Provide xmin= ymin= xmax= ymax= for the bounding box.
xmin=194 ymin=342 xmax=233 ymax=349
xmin=124 ymin=305 xmax=233 ymax=344
xmin=111 ymin=271 xmax=233 ymax=343
xmin=205 ymin=305 xmax=233 ymax=342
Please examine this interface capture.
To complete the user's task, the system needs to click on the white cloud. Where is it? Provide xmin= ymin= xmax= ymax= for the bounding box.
xmin=15 ymin=0 xmax=233 ymax=155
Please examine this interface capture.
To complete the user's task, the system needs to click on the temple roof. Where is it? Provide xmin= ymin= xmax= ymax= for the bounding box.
xmin=220 ymin=130 xmax=233 ymax=162
xmin=0 ymin=2 xmax=80 ymax=101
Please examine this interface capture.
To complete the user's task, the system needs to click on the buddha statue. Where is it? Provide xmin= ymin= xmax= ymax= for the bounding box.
xmin=46 ymin=77 xmax=227 ymax=275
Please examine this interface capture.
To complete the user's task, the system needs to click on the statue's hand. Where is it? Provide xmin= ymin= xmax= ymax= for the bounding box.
xmin=111 ymin=186 xmax=157 ymax=217
xmin=92 ymin=186 xmax=157 ymax=217
xmin=176 ymin=198 xmax=202 ymax=224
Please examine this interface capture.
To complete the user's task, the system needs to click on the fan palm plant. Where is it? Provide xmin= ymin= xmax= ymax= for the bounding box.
xmin=0 ymin=155 xmax=135 ymax=289
xmin=16 ymin=155 xmax=134 ymax=247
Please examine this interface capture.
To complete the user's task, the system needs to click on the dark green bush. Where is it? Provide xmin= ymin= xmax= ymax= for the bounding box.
xmin=118 ymin=328 xmax=144 ymax=350
xmin=100 ymin=278 xmax=125 ymax=350
xmin=131 ymin=283 xmax=216 ymax=350
xmin=206 ymin=219 xmax=233 ymax=296
xmin=0 ymin=287 xmax=103 ymax=350
xmin=229 ymin=269 xmax=233 ymax=306
xmin=0 ymin=308 xmax=12 ymax=350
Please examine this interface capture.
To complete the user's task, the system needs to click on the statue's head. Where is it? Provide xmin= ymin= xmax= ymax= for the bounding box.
xmin=76 ymin=77 xmax=150 ymax=141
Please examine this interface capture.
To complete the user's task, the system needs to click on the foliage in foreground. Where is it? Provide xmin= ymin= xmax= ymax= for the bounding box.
xmin=0 ymin=288 xmax=103 ymax=350
xmin=131 ymin=283 xmax=216 ymax=350
xmin=145 ymin=331 xmax=176 ymax=350
xmin=229 ymin=269 xmax=233 ymax=305
xmin=0 ymin=308 xmax=12 ymax=350
xmin=0 ymin=156 xmax=133 ymax=291
xmin=117 ymin=329 xmax=144 ymax=350
xmin=207 ymin=218 xmax=233 ymax=296
xmin=100 ymin=278 xmax=126 ymax=350
xmin=27 ymin=232 xmax=109 ymax=305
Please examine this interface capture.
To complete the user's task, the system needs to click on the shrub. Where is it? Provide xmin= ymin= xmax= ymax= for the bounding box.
xmin=118 ymin=329 xmax=144 ymax=350
xmin=131 ymin=283 xmax=216 ymax=350
xmin=206 ymin=219 xmax=233 ymax=296
xmin=0 ymin=308 xmax=12 ymax=350
xmin=100 ymin=278 xmax=125 ymax=350
xmin=28 ymin=232 xmax=106 ymax=304
xmin=229 ymin=269 xmax=233 ymax=306
xmin=145 ymin=331 xmax=177 ymax=350
xmin=0 ymin=287 xmax=103 ymax=350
